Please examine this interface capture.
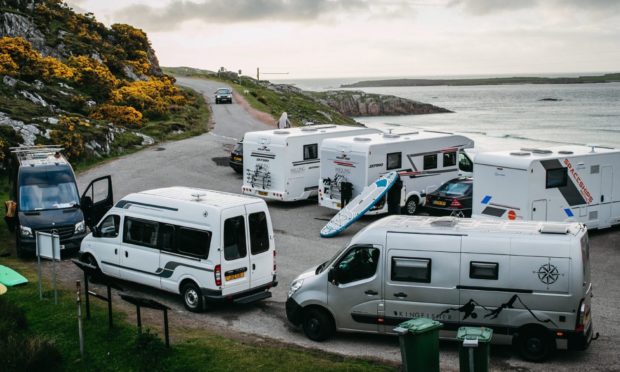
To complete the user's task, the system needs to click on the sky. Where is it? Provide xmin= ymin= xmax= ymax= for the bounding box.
xmin=65 ymin=0 xmax=620 ymax=79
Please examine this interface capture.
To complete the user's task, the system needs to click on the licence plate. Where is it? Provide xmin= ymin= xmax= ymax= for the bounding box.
xmin=226 ymin=271 xmax=245 ymax=281
xmin=433 ymin=200 xmax=446 ymax=206
xmin=336 ymin=203 xmax=342 ymax=208
xmin=258 ymin=191 xmax=268 ymax=196
xmin=233 ymin=156 xmax=241 ymax=161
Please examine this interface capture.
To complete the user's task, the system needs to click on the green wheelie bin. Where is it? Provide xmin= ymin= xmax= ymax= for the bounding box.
xmin=394 ymin=318 xmax=443 ymax=372
xmin=457 ymin=327 xmax=493 ymax=372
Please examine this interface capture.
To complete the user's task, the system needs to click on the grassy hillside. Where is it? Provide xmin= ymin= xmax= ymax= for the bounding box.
xmin=0 ymin=1 xmax=209 ymax=168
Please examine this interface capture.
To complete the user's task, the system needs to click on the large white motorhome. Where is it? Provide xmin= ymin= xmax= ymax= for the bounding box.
xmin=318 ymin=130 xmax=474 ymax=215
xmin=241 ymin=125 xmax=378 ymax=201
xmin=80 ymin=187 xmax=277 ymax=312
xmin=473 ymin=145 xmax=620 ymax=229
xmin=286 ymin=216 xmax=594 ymax=362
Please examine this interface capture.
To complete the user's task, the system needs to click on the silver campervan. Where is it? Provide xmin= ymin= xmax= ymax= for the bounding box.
xmin=286 ymin=216 xmax=594 ymax=361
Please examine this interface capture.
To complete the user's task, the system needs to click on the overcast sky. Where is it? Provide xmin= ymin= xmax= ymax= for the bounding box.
xmin=66 ymin=0 xmax=620 ymax=79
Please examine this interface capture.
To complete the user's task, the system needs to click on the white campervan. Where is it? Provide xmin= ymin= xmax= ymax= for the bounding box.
xmin=473 ymin=145 xmax=620 ymax=229
xmin=318 ymin=130 xmax=474 ymax=215
xmin=79 ymin=187 xmax=277 ymax=312
xmin=241 ymin=125 xmax=378 ymax=201
xmin=286 ymin=216 xmax=594 ymax=362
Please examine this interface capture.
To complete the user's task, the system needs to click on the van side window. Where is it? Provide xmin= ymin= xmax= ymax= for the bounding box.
xmin=99 ymin=215 xmax=120 ymax=238
xmin=177 ymin=227 xmax=211 ymax=259
xmin=546 ymin=168 xmax=567 ymax=188
xmin=303 ymin=144 xmax=318 ymax=160
xmin=224 ymin=216 xmax=247 ymax=260
xmin=443 ymin=151 xmax=457 ymax=167
xmin=336 ymin=246 xmax=379 ymax=284
xmin=249 ymin=212 xmax=269 ymax=255
xmin=423 ymin=154 xmax=437 ymax=170
xmin=391 ymin=257 xmax=431 ymax=283
xmin=159 ymin=224 xmax=175 ymax=251
xmin=470 ymin=261 xmax=499 ymax=280
xmin=458 ymin=152 xmax=473 ymax=172
xmin=386 ymin=152 xmax=401 ymax=170
xmin=123 ymin=217 xmax=158 ymax=248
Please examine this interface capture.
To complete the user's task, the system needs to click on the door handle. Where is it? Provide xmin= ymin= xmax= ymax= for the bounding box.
xmin=125 ymin=251 xmax=128 ymax=258
xmin=364 ymin=289 xmax=378 ymax=296
xmin=394 ymin=292 xmax=407 ymax=298
xmin=601 ymin=195 xmax=604 ymax=202
xmin=114 ymin=248 xmax=117 ymax=255
xmin=252 ymin=263 xmax=256 ymax=270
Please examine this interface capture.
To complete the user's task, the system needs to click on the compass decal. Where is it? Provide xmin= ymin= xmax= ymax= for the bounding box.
xmin=537 ymin=263 xmax=559 ymax=285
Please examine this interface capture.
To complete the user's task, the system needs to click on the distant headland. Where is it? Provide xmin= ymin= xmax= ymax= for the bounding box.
xmin=341 ymin=73 xmax=620 ymax=88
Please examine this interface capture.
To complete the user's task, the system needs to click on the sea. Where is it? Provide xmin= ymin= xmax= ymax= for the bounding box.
xmin=270 ymin=77 xmax=620 ymax=153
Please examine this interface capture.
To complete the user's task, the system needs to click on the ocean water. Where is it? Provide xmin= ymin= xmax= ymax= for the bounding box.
xmin=271 ymin=78 xmax=620 ymax=152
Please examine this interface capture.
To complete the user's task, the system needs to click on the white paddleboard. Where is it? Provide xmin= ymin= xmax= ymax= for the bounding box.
xmin=320 ymin=171 xmax=399 ymax=238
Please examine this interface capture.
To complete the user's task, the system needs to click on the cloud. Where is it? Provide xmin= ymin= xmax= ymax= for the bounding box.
xmin=449 ymin=0 xmax=620 ymax=15
xmin=113 ymin=0 xmax=369 ymax=31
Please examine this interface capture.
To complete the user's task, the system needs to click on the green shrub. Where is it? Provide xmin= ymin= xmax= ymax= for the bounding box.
xmin=133 ymin=329 xmax=168 ymax=372
xmin=0 ymin=296 xmax=28 ymax=336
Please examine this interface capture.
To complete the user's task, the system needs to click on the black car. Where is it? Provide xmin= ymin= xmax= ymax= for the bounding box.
xmin=424 ymin=177 xmax=473 ymax=217
xmin=215 ymin=88 xmax=233 ymax=104
xmin=229 ymin=140 xmax=243 ymax=173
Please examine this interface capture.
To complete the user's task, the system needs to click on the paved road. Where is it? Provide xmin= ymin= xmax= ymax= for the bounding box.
xmin=74 ymin=78 xmax=620 ymax=371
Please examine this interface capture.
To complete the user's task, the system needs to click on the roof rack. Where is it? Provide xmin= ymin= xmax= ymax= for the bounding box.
xmin=10 ymin=145 xmax=66 ymax=166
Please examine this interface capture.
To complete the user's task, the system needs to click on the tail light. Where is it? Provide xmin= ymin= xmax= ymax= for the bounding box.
xmin=273 ymin=250 xmax=277 ymax=272
xmin=214 ymin=264 xmax=222 ymax=286
xmin=450 ymin=199 xmax=463 ymax=208
xmin=575 ymin=299 xmax=589 ymax=333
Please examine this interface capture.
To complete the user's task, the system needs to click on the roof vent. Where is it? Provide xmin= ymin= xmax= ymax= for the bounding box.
xmin=301 ymin=127 xmax=318 ymax=132
xmin=354 ymin=137 xmax=371 ymax=142
xmin=521 ymin=148 xmax=553 ymax=154
xmin=510 ymin=151 xmax=531 ymax=156
xmin=558 ymin=150 xmax=573 ymax=155
xmin=539 ymin=223 xmax=569 ymax=234
xmin=430 ymin=217 xmax=458 ymax=227
xmin=274 ymin=130 xmax=289 ymax=135
xmin=191 ymin=193 xmax=206 ymax=201
xmin=586 ymin=144 xmax=598 ymax=153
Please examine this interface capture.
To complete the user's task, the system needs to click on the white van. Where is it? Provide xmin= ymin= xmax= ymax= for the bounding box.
xmin=286 ymin=216 xmax=594 ymax=361
xmin=318 ymin=130 xmax=474 ymax=215
xmin=473 ymin=145 xmax=620 ymax=229
xmin=241 ymin=125 xmax=378 ymax=201
xmin=80 ymin=187 xmax=277 ymax=311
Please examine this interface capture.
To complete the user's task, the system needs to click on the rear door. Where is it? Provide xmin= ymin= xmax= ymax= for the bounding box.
xmin=221 ymin=207 xmax=251 ymax=295
xmin=81 ymin=175 xmax=113 ymax=228
xmin=532 ymin=199 xmax=548 ymax=221
xmin=246 ymin=203 xmax=274 ymax=288
xmin=599 ymin=165 xmax=613 ymax=227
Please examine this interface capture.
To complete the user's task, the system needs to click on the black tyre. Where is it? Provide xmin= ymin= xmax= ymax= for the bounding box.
xmin=181 ymin=282 xmax=203 ymax=312
xmin=15 ymin=228 xmax=29 ymax=259
xmin=302 ymin=308 xmax=334 ymax=341
xmin=80 ymin=253 xmax=104 ymax=282
xmin=515 ymin=327 xmax=554 ymax=362
xmin=404 ymin=197 xmax=418 ymax=215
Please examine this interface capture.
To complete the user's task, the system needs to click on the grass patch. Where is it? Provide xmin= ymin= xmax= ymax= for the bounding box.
xmin=0 ymin=258 xmax=394 ymax=371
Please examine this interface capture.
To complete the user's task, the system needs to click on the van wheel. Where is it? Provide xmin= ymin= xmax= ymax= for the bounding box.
xmin=181 ymin=282 xmax=203 ymax=312
xmin=404 ymin=197 xmax=418 ymax=215
xmin=515 ymin=327 xmax=554 ymax=362
xmin=80 ymin=253 xmax=103 ymax=283
xmin=302 ymin=308 xmax=334 ymax=341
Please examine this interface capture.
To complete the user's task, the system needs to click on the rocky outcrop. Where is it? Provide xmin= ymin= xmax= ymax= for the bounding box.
xmin=0 ymin=111 xmax=39 ymax=146
xmin=316 ymin=90 xmax=452 ymax=117
xmin=0 ymin=12 xmax=62 ymax=58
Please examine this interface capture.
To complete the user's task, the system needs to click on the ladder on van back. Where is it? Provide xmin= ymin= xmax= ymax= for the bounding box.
xmin=247 ymin=164 xmax=272 ymax=189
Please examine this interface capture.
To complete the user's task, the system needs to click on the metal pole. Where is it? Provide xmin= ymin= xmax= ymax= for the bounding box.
xmin=37 ymin=249 xmax=43 ymax=300
xmin=52 ymin=241 xmax=57 ymax=305
xmin=107 ymin=284 xmax=113 ymax=329
xmin=76 ymin=281 xmax=84 ymax=357
xmin=163 ymin=308 xmax=169 ymax=347
xmin=136 ymin=305 xmax=142 ymax=334
xmin=84 ymin=271 xmax=90 ymax=319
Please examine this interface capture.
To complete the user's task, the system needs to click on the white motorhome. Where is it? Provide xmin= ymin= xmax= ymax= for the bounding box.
xmin=241 ymin=125 xmax=378 ymax=201
xmin=318 ymin=130 xmax=474 ymax=215
xmin=79 ymin=187 xmax=277 ymax=312
xmin=473 ymin=145 xmax=620 ymax=229
xmin=286 ymin=216 xmax=594 ymax=362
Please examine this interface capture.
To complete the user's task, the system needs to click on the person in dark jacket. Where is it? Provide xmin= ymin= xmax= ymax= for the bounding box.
xmin=387 ymin=174 xmax=403 ymax=215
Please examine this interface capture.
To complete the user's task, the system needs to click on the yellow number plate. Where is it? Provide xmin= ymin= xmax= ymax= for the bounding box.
xmin=233 ymin=156 xmax=241 ymax=161
xmin=433 ymin=200 xmax=446 ymax=206
xmin=226 ymin=272 xmax=245 ymax=281
xmin=258 ymin=191 xmax=268 ymax=196
xmin=336 ymin=203 xmax=342 ymax=208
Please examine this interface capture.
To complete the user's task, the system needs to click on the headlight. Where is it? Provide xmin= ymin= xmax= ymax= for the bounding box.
xmin=19 ymin=225 xmax=33 ymax=238
xmin=288 ymin=279 xmax=304 ymax=298
xmin=75 ymin=220 xmax=86 ymax=234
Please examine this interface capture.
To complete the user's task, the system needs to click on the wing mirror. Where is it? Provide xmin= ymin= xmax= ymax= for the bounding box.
xmin=90 ymin=225 xmax=101 ymax=238
xmin=327 ymin=267 xmax=339 ymax=285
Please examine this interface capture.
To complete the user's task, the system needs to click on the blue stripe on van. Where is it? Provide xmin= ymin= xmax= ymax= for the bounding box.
xmin=481 ymin=195 xmax=492 ymax=204
xmin=564 ymin=208 xmax=574 ymax=217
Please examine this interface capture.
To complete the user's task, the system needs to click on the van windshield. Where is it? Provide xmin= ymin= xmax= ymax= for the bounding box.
xmin=317 ymin=243 xmax=349 ymax=274
xmin=18 ymin=168 xmax=79 ymax=211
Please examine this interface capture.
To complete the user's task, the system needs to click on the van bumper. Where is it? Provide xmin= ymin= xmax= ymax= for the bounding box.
xmin=285 ymin=297 xmax=303 ymax=326
xmin=566 ymin=325 xmax=593 ymax=351
xmin=201 ymin=279 xmax=278 ymax=304
xmin=18 ymin=232 xmax=87 ymax=254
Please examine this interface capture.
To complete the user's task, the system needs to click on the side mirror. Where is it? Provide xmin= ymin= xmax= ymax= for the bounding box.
xmin=91 ymin=225 xmax=101 ymax=238
xmin=327 ymin=267 xmax=338 ymax=285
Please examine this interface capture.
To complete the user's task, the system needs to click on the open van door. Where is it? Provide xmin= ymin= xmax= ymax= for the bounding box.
xmin=81 ymin=175 xmax=113 ymax=228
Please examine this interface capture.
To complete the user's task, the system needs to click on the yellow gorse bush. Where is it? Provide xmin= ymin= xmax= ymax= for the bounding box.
xmin=49 ymin=116 xmax=91 ymax=159
xmin=90 ymin=104 xmax=143 ymax=127
xmin=0 ymin=37 xmax=75 ymax=81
